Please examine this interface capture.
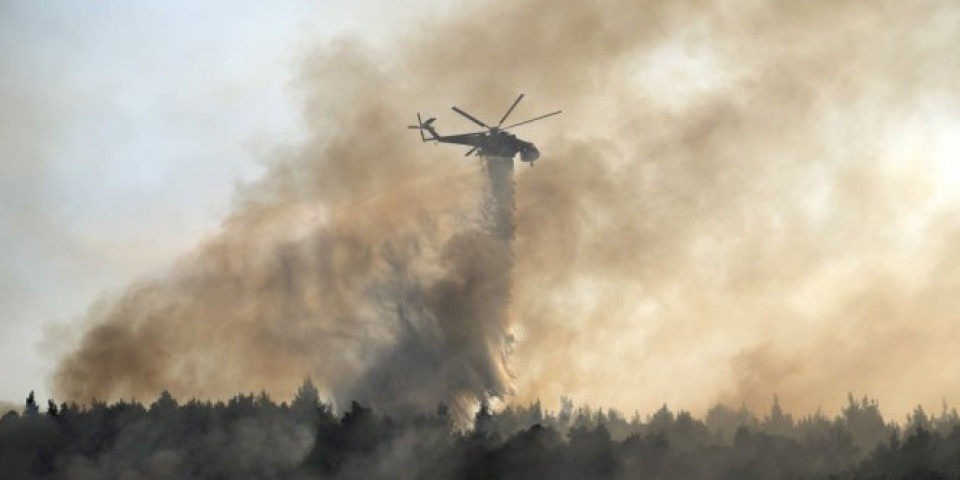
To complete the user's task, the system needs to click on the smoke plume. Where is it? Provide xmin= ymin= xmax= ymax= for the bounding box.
xmin=344 ymin=158 xmax=517 ymax=413
xmin=53 ymin=0 xmax=960 ymax=418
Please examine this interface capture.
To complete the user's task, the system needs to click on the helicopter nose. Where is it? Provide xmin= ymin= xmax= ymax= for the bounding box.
xmin=520 ymin=145 xmax=540 ymax=163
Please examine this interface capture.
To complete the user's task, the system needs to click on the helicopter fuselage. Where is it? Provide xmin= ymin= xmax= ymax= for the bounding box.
xmin=475 ymin=130 xmax=539 ymax=163
xmin=408 ymin=95 xmax=558 ymax=165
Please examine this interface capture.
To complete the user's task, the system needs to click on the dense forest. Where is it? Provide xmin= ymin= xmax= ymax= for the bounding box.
xmin=3 ymin=380 xmax=960 ymax=479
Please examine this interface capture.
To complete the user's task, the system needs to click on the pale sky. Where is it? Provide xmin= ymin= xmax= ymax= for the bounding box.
xmin=0 ymin=0 xmax=447 ymax=406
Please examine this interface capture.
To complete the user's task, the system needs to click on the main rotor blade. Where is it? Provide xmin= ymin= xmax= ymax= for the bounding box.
xmin=497 ymin=93 xmax=525 ymax=127
xmin=464 ymin=146 xmax=479 ymax=156
xmin=451 ymin=106 xmax=490 ymax=129
xmin=503 ymin=110 xmax=562 ymax=130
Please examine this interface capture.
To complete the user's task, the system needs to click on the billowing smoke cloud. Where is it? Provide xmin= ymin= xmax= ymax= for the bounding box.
xmin=345 ymin=158 xmax=517 ymax=413
xmin=53 ymin=0 xmax=960 ymax=418
xmin=53 ymin=36 xmax=521 ymax=415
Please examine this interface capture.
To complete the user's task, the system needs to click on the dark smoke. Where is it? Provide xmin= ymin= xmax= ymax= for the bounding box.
xmin=343 ymin=158 xmax=518 ymax=414
xmin=55 ymin=152 xmax=516 ymax=416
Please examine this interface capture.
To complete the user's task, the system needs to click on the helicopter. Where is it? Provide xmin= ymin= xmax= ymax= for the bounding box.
xmin=408 ymin=94 xmax=561 ymax=165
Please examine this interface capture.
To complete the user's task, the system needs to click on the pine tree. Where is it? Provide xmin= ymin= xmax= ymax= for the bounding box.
xmin=24 ymin=391 xmax=39 ymax=416
xmin=292 ymin=377 xmax=320 ymax=415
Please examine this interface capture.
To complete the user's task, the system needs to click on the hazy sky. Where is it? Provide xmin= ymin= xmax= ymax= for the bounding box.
xmin=0 ymin=0 xmax=447 ymax=405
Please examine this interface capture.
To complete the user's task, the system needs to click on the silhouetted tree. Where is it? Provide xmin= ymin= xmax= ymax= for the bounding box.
xmin=24 ymin=391 xmax=39 ymax=416
xmin=707 ymin=403 xmax=758 ymax=444
xmin=149 ymin=389 xmax=178 ymax=416
xmin=474 ymin=401 xmax=494 ymax=435
xmin=933 ymin=400 xmax=960 ymax=435
xmin=762 ymin=395 xmax=794 ymax=437
xmin=907 ymin=404 xmax=934 ymax=432
xmin=292 ymin=377 xmax=320 ymax=413
xmin=841 ymin=393 xmax=888 ymax=449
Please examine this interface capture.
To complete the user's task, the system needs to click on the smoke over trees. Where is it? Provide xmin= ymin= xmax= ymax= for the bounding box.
xmin=45 ymin=0 xmax=960 ymax=421
xmin=3 ymin=0 xmax=955 ymax=476
xmin=4 ymin=388 xmax=960 ymax=479
xmin=342 ymin=157 xmax=518 ymax=415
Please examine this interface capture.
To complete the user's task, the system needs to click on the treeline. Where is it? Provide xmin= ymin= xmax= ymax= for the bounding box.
xmin=2 ymin=381 xmax=960 ymax=479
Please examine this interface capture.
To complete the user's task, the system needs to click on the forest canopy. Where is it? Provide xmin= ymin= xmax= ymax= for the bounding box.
xmin=3 ymin=383 xmax=960 ymax=480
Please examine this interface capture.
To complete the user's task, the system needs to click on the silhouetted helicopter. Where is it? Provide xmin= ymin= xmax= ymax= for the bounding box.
xmin=408 ymin=94 xmax=561 ymax=165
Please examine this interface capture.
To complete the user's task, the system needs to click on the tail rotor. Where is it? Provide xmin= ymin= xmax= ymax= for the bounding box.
xmin=407 ymin=113 xmax=439 ymax=142
xmin=407 ymin=113 xmax=426 ymax=142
